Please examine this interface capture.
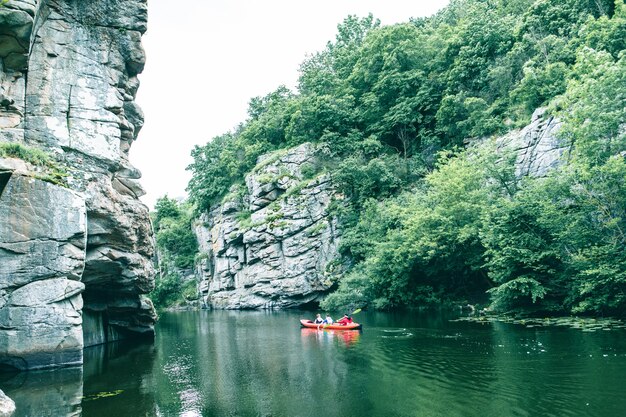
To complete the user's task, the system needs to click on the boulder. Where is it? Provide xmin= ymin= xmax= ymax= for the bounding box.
xmin=0 ymin=389 xmax=15 ymax=417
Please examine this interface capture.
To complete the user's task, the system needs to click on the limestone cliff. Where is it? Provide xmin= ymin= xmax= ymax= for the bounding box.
xmin=0 ymin=0 xmax=155 ymax=371
xmin=195 ymin=143 xmax=341 ymax=309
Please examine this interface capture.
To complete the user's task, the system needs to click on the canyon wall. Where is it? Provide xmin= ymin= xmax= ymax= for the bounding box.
xmin=0 ymin=0 xmax=155 ymax=371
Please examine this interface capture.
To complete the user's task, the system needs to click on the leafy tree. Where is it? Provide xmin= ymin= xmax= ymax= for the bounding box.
xmin=579 ymin=1 xmax=626 ymax=58
xmin=554 ymin=48 xmax=626 ymax=164
xmin=298 ymin=14 xmax=380 ymax=96
xmin=325 ymin=142 xmax=513 ymax=310
xmin=566 ymin=157 xmax=626 ymax=315
xmin=482 ymin=177 xmax=568 ymax=314
xmin=150 ymin=197 xmax=200 ymax=309
xmin=150 ymin=273 xmax=183 ymax=310
xmin=153 ymin=196 xmax=198 ymax=269
xmin=153 ymin=195 xmax=180 ymax=230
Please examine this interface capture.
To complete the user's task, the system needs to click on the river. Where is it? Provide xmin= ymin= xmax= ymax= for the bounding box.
xmin=1 ymin=310 xmax=626 ymax=417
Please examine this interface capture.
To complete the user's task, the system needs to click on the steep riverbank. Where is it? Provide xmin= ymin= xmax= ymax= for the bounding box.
xmin=156 ymin=107 xmax=566 ymax=312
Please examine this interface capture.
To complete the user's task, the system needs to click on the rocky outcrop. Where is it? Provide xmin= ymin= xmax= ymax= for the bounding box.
xmin=195 ymin=143 xmax=341 ymax=309
xmin=0 ymin=0 xmax=155 ymax=371
xmin=498 ymin=108 xmax=567 ymax=177
xmin=0 ymin=389 xmax=16 ymax=417
xmin=195 ymin=111 xmax=567 ymax=310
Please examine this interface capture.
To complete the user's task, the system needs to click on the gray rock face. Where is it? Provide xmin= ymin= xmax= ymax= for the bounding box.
xmin=0 ymin=0 xmax=155 ymax=370
xmin=498 ymin=108 xmax=566 ymax=177
xmin=195 ymin=143 xmax=341 ymax=309
xmin=0 ymin=167 xmax=86 ymax=371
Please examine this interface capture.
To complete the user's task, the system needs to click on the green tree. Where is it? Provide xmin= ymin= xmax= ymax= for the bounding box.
xmin=555 ymin=49 xmax=626 ymax=164
xmin=153 ymin=196 xmax=198 ymax=269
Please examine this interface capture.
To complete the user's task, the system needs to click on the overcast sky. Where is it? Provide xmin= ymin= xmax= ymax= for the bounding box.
xmin=132 ymin=0 xmax=450 ymax=209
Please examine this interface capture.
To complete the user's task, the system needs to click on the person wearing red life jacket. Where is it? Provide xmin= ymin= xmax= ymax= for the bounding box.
xmin=337 ymin=314 xmax=353 ymax=325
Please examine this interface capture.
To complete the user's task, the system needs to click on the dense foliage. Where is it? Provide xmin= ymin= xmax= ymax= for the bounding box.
xmin=186 ymin=0 xmax=626 ymax=316
xmin=150 ymin=196 xmax=199 ymax=309
xmin=325 ymin=40 xmax=626 ymax=316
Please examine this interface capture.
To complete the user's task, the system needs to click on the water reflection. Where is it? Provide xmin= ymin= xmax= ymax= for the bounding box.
xmin=0 ymin=366 xmax=82 ymax=417
xmin=300 ymin=328 xmax=361 ymax=347
xmin=82 ymin=341 xmax=158 ymax=417
xmin=3 ymin=310 xmax=626 ymax=417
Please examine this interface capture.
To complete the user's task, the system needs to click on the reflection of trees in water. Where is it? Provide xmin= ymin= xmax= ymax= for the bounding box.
xmin=152 ymin=310 xmax=376 ymax=417
xmin=0 ymin=366 xmax=82 ymax=417
xmin=488 ymin=321 xmax=626 ymax=416
xmin=8 ymin=311 xmax=626 ymax=417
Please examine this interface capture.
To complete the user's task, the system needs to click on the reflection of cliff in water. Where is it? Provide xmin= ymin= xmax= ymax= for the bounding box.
xmin=82 ymin=342 xmax=158 ymax=417
xmin=0 ymin=367 xmax=82 ymax=417
xmin=0 ymin=341 xmax=156 ymax=417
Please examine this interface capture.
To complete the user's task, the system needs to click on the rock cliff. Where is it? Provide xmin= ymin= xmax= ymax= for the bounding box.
xmin=498 ymin=108 xmax=566 ymax=177
xmin=194 ymin=111 xmax=565 ymax=310
xmin=0 ymin=0 xmax=155 ymax=371
xmin=195 ymin=143 xmax=341 ymax=309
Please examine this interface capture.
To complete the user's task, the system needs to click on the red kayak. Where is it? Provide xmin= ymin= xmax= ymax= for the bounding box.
xmin=300 ymin=319 xmax=362 ymax=330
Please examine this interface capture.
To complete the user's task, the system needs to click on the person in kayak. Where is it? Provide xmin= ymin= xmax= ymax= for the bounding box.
xmin=323 ymin=314 xmax=334 ymax=325
xmin=314 ymin=314 xmax=324 ymax=324
xmin=337 ymin=314 xmax=353 ymax=325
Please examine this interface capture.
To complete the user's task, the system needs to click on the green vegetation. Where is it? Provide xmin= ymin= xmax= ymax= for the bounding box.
xmin=153 ymin=196 xmax=198 ymax=269
xmin=0 ymin=142 xmax=69 ymax=186
xmin=186 ymin=0 xmax=626 ymax=316
xmin=150 ymin=196 xmax=199 ymax=310
xmin=0 ymin=142 xmax=51 ymax=165
xmin=82 ymin=390 xmax=125 ymax=402
xmin=325 ymin=43 xmax=626 ymax=316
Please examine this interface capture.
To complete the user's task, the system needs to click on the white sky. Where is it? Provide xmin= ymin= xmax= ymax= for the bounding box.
xmin=132 ymin=0 xmax=450 ymax=209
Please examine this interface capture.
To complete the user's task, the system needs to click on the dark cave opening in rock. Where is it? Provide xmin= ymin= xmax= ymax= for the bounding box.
xmin=81 ymin=288 xmax=155 ymax=348
xmin=297 ymin=300 xmax=322 ymax=311
xmin=0 ymin=172 xmax=11 ymax=198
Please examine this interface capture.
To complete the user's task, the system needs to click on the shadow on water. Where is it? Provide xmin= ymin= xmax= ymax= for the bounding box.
xmin=0 ymin=340 xmax=156 ymax=417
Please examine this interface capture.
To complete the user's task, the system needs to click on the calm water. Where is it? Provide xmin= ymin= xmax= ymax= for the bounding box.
xmin=2 ymin=310 xmax=626 ymax=417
